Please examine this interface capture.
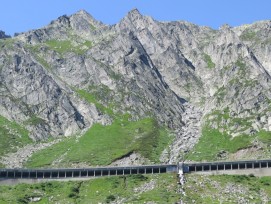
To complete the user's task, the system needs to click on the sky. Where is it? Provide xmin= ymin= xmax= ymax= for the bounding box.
xmin=1 ymin=0 xmax=271 ymax=36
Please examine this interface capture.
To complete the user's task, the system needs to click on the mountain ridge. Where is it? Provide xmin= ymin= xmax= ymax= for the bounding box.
xmin=0 ymin=9 xmax=271 ymax=167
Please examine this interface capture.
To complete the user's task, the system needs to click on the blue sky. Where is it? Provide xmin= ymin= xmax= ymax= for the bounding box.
xmin=1 ymin=0 xmax=271 ymax=35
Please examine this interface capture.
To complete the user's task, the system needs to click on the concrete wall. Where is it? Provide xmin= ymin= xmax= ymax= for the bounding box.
xmin=193 ymin=168 xmax=271 ymax=177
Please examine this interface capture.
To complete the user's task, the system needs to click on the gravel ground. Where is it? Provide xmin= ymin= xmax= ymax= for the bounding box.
xmin=0 ymin=139 xmax=62 ymax=168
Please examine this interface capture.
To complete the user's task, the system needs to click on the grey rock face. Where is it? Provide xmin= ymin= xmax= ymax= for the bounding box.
xmin=1 ymin=9 xmax=271 ymax=162
xmin=234 ymin=20 xmax=271 ymax=74
xmin=0 ymin=40 xmax=107 ymax=140
xmin=85 ymin=31 xmax=185 ymax=128
xmin=115 ymin=10 xmax=204 ymax=102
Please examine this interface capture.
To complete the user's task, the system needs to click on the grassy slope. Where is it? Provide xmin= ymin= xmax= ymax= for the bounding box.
xmin=187 ymin=107 xmax=271 ymax=161
xmin=187 ymin=125 xmax=271 ymax=161
xmin=0 ymin=115 xmax=32 ymax=157
xmin=0 ymin=174 xmax=180 ymax=204
xmin=45 ymin=40 xmax=92 ymax=55
xmin=181 ymin=174 xmax=271 ymax=203
xmin=258 ymin=130 xmax=271 ymax=145
xmin=187 ymin=126 xmax=252 ymax=161
xmin=203 ymin=53 xmax=215 ymax=69
xmin=76 ymin=89 xmax=114 ymax=116
xmin=64 ymin=118 xmax=170 ymax=165
xmin=25 ymin=88 xmax=172 ymax=168
xmin=25 ymin=117 xmax=171 ymax=168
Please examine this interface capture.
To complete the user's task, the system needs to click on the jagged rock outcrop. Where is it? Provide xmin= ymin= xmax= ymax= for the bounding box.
xmin=0 ymin=30 xmax=10 ymax=39
xmin=0 ymin=41 xmax=107 ymax=140
xmin=1 ymin=9 xmax=271 ymax=162
xmin=234 ymin=20 xmax=271 ymax=74
xmin=116 ymin=9 xmax=204 ymax=102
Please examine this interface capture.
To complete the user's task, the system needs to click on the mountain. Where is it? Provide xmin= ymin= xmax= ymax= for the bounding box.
xmin=0 ymin=9 xmax=271 ymax=169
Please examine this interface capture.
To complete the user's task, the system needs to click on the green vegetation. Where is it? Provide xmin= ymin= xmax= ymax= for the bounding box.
xmin=0 ymin=180 xmax=79 ymax=203
xmin=78 ymin=174 xmax=179 ymax=203
xmin=221 ymin=59 xmax=247 ymax=82
xmin=236 ymin=59 xmax=246 ymax=69
xmin=108 ymin=70 xmax=122 ymax=81
xmin=26 ymin=117 xmax=172 ymax=167
xmin=203 ymin=53 xmax=215 ymax=69
xmin=0 ymin=116 xmax=32 ymax=156
xmin=229 ymin=79 xmax=258 ymax=90
xmin=77 ymin=89 xmax=114 ymax=116
xmin=90 ymin=24 xmax=96 ymax=30
xmin=232 ymin=59 xmax=254 ymax=83
xmin=45 ymin=40 xmax=72 ymax=54
xmin=235 ymin=59 xmax=247 ymax=76
xmin=198 ymin=30 xmax=218 ymax=50
xmin=181 ymin=174 xmax=271 ymax=203
xmin=0 ymin=174 xmax=179 ymax=204
xmin=0 ymin=38 xmax=15 ymax=49
xmin=35 ymin=55 xmax=50 ymax=69
xmin=26 ymin=86 xmax=172 ymax=168
xmin=240 ymin=30 xmax=257 ymax=41
xmin=18 ymin=88 xmax=166 ymax=167
xmin=64 ymin=118 xmax=156 ymax=166
xmin=25 ymin=44 xmax=51 ymax=70
xmin=82 ymin=40 xmax=92 ymax=48
xmin=187 ymin=126 xmax=251 ymax=161
xmin=23 ymin=115 xmax=46 ymax=126
xmin=258 ymin=130 xmax=271 ymax=145
xmin=210 ymin=108 xmax=255 ymax=134
xmin=213 ymin=86 xmax=226 ymax=104
xmin=187 ymin=106 xmax=271 ymax=161
xmin=25 ymin=137 xmax=75 ymax=168
xmin=216 ymin=60 xmax=258 ymax=104
xmin=45 ymin=39 xmax=92 ymax=55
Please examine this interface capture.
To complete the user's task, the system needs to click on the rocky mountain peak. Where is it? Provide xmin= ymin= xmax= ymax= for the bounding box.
xmin=70 ymin=9 xmax=104 ymax=28
xmin=49 ymin=15 xmax=71 ymax=28
xmin=14 ymin=9 xmax=106 ymax=44
xmin=127 ymin=8 xmax=142 ymax=19
xmin=76 ymin=9 xmax=91 ymax=16
xmin=219 ymin=23 xmax=232 ymax=30
xmin=0 ymin=30 xmax=10 ymax=39
xmin=117 ymin=8 xmax=156 ymax=33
